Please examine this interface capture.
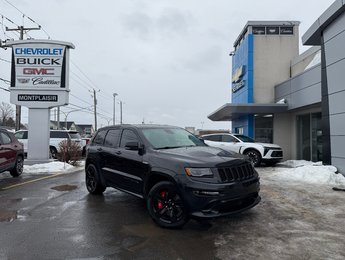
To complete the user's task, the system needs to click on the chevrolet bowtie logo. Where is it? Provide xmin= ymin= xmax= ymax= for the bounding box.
xmin=232 ymin=65 xmax=245 ymax=83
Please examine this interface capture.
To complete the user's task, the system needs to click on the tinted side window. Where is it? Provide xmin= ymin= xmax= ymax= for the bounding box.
xmin=222 ymin=135 xmax=237 ymax=142
xmin=104 ymin=129 xmax=121 ymax=148
xmin=0 ymin=132 xmax=12 ymax=144
xmin=50 ymin=131 xmax=69 ymax=138
xmin=93 ymin=130 xmax=107 ymax=145
xmin=203 ymin=135 xmax=221 ymax=142
xmin=15 ymin=131 xmax=27 ymax=139
xmin=120 ymin=130 xmax=139 ymax=148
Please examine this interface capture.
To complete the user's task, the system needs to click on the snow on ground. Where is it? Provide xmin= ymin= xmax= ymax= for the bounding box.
xmin=271 ymin=160 xmax=345 ymax=188
xmin=24 ymin=161 xmax=85 ymax=175
xmin=22 ymin=159 xmax=345 ymax=188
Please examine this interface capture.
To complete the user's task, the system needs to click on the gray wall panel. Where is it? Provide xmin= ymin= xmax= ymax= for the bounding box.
xmin=329 ymin=90 xmax=345 ymax=115
xmin=331 ymin=135 xmax=345 ymax=158
xmin=274 ymin=65 xmax=321 ymax=110
xmin=324 ymin=9 xmax=345 ymax=42
xmin=332 ymin=157 xmax=345 ymax=175
xmin=275 ymin=81 xmax=291 ymax=100
xmin=330 ymin=113 xmax=345 ymax=136
xmin=290 ymin=83 xmax=321 ymax=109
xmin=325 ymin=31 xmax=345 ymax=65
xmin=326 ymin=58 xmax=345 ymax=94
xmin=290 ymin=66 xmax=321 ymax=93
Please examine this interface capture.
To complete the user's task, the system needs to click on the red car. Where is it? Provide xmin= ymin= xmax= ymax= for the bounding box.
xmin=0 ymin=128 xmax=24 ymax=177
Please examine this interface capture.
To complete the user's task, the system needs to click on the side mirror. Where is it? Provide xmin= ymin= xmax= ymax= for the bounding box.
xmin=125 ymin=142 xmax=145 ymax=155
xmin=125 ymin=141 xmax=140 ymax=150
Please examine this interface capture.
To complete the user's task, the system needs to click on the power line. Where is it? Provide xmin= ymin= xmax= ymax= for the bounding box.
xmin=70 ymin=72 xmax=94 ymax=91
xmin=68 ymin=102 xmax=111 ymax=120
xmin=0 ymin=77 xmax=10 ymax=84
xmin=2 ymin=0 xmax=51 ymax=39
xmin=0 ymin=57 xmax=10 ymax=63
xmin=0 ymin=13 xmax=19 ymax=26
xmin=70 ymin=93 xmax=93 ymax=107
xmin=0 ymin=85 xmax=9 ymax=92
xmin=71 ymin=61 xmax=100 ymax=91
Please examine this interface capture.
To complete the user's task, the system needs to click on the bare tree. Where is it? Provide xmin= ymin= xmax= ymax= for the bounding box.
xmin=0 ymin=102 xmax=14 ymax=124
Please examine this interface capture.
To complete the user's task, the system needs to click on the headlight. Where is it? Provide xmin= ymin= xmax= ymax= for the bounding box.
xmin=185 ymin=168 xmax=213 ymax=177
xmin=263 ymin=147 xmax=270 ymax=156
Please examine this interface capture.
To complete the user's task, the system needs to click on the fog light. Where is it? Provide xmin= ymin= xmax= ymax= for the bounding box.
xmin=193 ymin=190 xmax=220 ymax=196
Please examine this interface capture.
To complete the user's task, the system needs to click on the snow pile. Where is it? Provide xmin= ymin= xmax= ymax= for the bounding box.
xmin=273 ymin=160 xmax=345 ymax=187
xmin=277 ymin=160 xmax=323 ymax=168
xmin=24 ymin=161 xmax=84 ymax=175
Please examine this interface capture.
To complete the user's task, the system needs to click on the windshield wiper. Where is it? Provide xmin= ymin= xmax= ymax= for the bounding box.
xmin=156 ymin=145 xmax=196 ymax=150
xmin=156 ymin=146 xmax=184 ymax=150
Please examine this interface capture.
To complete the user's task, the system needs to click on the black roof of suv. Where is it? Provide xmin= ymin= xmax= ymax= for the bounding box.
xmin=85 ymin=124 xmax=261 ymax=228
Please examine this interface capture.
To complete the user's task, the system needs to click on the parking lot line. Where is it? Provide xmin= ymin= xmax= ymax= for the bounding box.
xmin=1 ymin=173 xmax=64 ymax=190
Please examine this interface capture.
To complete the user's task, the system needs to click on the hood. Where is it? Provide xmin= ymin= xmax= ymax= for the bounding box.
xmin=255 ymin=142 xmax=281 ymax=148
xmin=154 ymin=146 xmax=247 ymax=167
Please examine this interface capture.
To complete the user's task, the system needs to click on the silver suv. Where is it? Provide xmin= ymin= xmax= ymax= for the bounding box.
xmin=15 ymin=130 xmax=86 ymax=158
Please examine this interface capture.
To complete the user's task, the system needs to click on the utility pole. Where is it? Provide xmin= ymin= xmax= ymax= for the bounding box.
xmin=113 ymin=93 xmax=118 ymax=125
xmin=57 ymin=107 xmax=60 ymax=130
xmin=6 ymin=25 xmax=41 ymax=131
xmin=120 ymin=101 xmax=123 ymax=124
xmin=93 ymin=89 xmax=98 ymax=131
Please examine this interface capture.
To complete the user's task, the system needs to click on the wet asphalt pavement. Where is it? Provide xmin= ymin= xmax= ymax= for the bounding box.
xmin=0 ymin=170 xmax=218 ymax=260
xmin=1 ymin=167 xmax=345 ymax=260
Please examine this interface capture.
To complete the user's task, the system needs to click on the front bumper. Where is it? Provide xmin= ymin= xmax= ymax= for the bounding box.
xmin=180 ymin=176 xmax=261 ymax=218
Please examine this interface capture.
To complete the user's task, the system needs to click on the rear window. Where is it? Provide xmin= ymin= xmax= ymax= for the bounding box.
xmin=202 ymin=135 xmax=221 ymax=142
xmin=93 ymin=130 xmax=107 ymax=145
xmin=104 ymin=129 xmax=121 ymax=148
xmin=50 ymin=131 xmax=69 ymax=138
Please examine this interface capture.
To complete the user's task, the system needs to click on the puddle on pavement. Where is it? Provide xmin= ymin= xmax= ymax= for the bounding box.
xmin=51 ymin=184 xmax=78 ymax=192
xmin=0 ymin=210 xmax=17 ymax=222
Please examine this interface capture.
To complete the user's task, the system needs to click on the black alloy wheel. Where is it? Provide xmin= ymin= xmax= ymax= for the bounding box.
xmin=85 ymin=164 xmax=106 ymax=194
xmin=147 ymin=181 xmax=189 ymax=228
xmin=245 ymin=150 xmax=261 ymax=167
xmin=10 ymin=156 xmax=24 ymax=177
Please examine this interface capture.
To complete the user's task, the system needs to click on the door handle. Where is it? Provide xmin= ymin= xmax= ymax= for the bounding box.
xmin=115 ymin=151 xmax=122 ymax=155
xmin=97 ymin=148 xmax=103 ymax=152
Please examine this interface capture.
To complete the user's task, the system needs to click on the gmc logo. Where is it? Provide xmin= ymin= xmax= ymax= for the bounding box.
xmin=23 ymin=68 xmax=54 ymax=75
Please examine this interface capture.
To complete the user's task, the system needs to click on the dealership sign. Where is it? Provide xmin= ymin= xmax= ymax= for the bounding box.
xmin=5 ymin=40 xmax=75 ymax=108
xmin=232 ymin=65 xmax=246 ymax=93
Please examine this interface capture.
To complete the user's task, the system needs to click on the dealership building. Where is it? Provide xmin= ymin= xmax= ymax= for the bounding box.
xmin=208 ymin=0 xmax=345 ymax=174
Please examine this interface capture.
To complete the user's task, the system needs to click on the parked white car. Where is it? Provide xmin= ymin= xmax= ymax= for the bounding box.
xmin=200 ymin=133 xmax=283 ymax=166
xmin=15 ymin=130 xmax=86 ymax=158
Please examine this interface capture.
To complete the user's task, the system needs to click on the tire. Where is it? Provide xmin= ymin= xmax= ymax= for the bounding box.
xmin=50 ymin=147 xmax=58 ymax=159
xmin=244 ymin=149 xmax=262 ymax=167
xmin=147 ymin=181 xmax=189 ymax=228
xmin=10 ymin=155 xmax=24 ymax=177
xmin=85 ymin=164 xmax=106 ymax=195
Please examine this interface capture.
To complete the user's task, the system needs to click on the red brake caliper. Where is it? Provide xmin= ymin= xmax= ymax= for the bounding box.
xmin=157 ymin=191 xmax=166 ymax=209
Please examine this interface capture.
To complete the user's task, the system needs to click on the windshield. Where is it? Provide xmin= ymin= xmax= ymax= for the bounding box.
xmin=234 ymin=134 xmax=255 ymax=143
xmin=142 ymin=128 xmax=206 ymax=149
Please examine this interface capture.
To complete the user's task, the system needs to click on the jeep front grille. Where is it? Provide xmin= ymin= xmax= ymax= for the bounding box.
xmin=218 ymin=163 xmax=255 ymax=183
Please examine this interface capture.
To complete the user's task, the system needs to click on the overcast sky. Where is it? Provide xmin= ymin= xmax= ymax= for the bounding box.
xmin=0 ymin=0 xmax=336 ymax=130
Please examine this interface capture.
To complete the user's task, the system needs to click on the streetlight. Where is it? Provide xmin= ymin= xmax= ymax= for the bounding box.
xmin=60 ymin=106 xmax=91 ymax=129
xmin=113 ymin=93 xmax=118 ymax=125
xmin=119 ymin=100 xmax=125 ymax=124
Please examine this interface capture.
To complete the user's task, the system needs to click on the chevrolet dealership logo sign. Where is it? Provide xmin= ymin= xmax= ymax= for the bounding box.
xmin=232 ymin=65 xmax=246 ymax=93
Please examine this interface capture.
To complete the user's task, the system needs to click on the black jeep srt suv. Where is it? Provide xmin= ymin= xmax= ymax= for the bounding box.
xmin=85 ymin=124 xmax=261 ymax=228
